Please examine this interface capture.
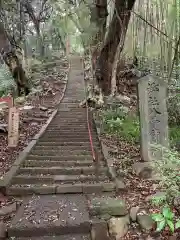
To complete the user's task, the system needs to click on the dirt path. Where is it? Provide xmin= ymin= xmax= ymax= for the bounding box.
xmin=1 ymin=56 xmax=115 ymax=239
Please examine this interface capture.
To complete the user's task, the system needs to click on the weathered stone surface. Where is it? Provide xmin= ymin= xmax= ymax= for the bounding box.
xmin=105 ymin=95 xmax=130 ymax=107
xmin=91 ymin=220 xmax=109 ymax=240
xmin=137 ymin=210 xmax=154 ymax=230
xmin=102 ymin=183 xmax=115 ymax=192
xmin=100 ymin=214 xmax=111 ymax=221
xmin=138 ymin=75 xmax=169 ymax=162
xmin=115 ymin=179 xmax=126 ymax=191
xmin=13 ymin=234 xmax=91 ymax=240
xmin=89 ymin=197 xmax=127 ymax=217
xmin=8 ymin=194 xmax=90 ymax=237
xmin=132 ymin=162 xmax=152 ymax=178
xmin=173 ymin=196 xmax=180 ymax=214
xmin=145 ymin=192 xmax=166 ymax=203
xmin=130 ymin=206 xmax=140 ymax=222
xmin=0 ymin=202 xmax=17 ymax=216
xmin=0 ymin=221 xmax=6 ymax=238
xmin=115 ymin=95 xmax=131 ymax=106
xmin=83 ymin=184 xmax=102 ymax=194
xmin=108 ymin=215 xmax=130 ymax=239
xmin=56 ymin=184 xmax=83 ymax=193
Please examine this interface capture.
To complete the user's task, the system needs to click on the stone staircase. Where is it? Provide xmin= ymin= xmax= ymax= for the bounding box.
xmin=5 ymin=56 xmax=115 ymax=239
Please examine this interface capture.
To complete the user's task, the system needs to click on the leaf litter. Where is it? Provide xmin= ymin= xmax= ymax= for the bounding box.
xmin=0 ymin=57 xmax=68 ymax=226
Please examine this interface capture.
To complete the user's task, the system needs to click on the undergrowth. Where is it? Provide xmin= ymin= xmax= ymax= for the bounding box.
xmin=99 ymin=106 xmax=140 ymax=143
xmin=99 ymin=106 xmax=180 ymax=147
xmin=98 ymin=106 xmax=180 ymax=234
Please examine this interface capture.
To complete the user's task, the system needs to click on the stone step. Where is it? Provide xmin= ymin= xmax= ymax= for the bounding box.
xmin=54 ymin=115 xmax=86 ymax=118
xmin=18 ymin=166 xmax=108 ymax=175
xmin=12 ymin=174 xmax=108 ymax=185
xmin=41 ymin=133 xmax=91 ymax=137
xmin=40 ymin=136 xmax=98 ymax=141
xmin=48 ymin=125 xmax=88 ymax=128
xmin=49 ymin=123 xmax=88 ymax=126
xmin=45 ymin=129 xmax=89 ymax=132
xmin=47 ymin=123 xmax=88 ymax=126
xmin=36 ymin=142 xmax=100 ymax=147
xmin=51 ymin=120 xmax=89 ymax=123
xmin=9 ymin=234 xmax=91 ymax=240
xmin=7 ymin=182 xmax=115 ymax=195
xmin=7 ymin=195 xmax=91 ymax=237
xmin=44 ymin=133 xmax=94 ymax=137
xmin=29 ymin=150 xmax=92 ymax=156
xmin=23 ymin=160 xmax=95 ymax=167
xmin=27 ymin=155 xmax=93 ymax=161
xmin=46 ymin=127 xmax=88 ymax=130
xmin=52 ymin=119 xmax=87 ymax=122
xmin=38 ymin=139 xmax=99 ymax=144
xmin=42 ymin=131 xmax=96 ymax=135
xmin=33 ymin=146 xmax=92 ymax=151
xmin=54 ymin=114 xmax=88 ymax=117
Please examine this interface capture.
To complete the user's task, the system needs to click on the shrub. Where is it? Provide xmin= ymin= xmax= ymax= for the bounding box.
xmin=100 ymin=106 xmax=140 ymax=143
xmin=151 ymin=144 xmax=180 ymax=203
xmin=168 ymin=94 xmax=180 ymax=126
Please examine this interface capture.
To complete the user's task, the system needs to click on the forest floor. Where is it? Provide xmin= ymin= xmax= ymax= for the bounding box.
xmin=97 ymin=70 xmax=180 ymax=239
xmin=101 ymin=134 xmax=177 ymax=240
xmin=0 ymin=57 xmax=69 ymax=179
xmin=0 ymin=55 xmax=179 ymax=239
xmin=0 ymin=56 xmax=69 ymax=229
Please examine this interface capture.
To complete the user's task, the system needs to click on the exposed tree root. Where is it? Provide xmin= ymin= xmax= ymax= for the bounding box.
xmin=79 ymin=84 xmax=104 ymax=109
xmin=2 ymin=47 xmax=30 ymax=97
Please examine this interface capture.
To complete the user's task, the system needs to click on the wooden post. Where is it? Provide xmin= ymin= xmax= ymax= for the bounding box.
xmin=8 ymin=107 xmax=20 ymax=147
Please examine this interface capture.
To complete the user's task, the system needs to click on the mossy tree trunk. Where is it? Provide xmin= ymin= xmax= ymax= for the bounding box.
xmin=0 ymin=22 xmax=30 ymax=96
xmin=90 ymin=0 xmax=108 ymax=71
xmin=97 ymin=0 xmax=136 ymax=95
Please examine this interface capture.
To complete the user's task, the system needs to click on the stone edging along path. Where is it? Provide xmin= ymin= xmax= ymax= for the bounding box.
xmin=82 ymin=56 xmax=126 ymax=193
xmin=92 ymin=119 xmax=127 ymax=192
xmin=0 ymin=60 xmax=70 ymax=194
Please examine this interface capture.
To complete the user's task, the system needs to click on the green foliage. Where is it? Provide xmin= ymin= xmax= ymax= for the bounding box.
xmin=169 ymin=126 xmax=180 ymax=146
xmin=100 ymin=107 xmax=140 ymax=143
xmin=151 ymin=194 xmax=167 ymax=207
xmin=168 ymin=94 xmax=180 ymax=126
xmin=151 ymin=207 xmax=180 ymax=232
xmin=0 ymin=63 xmax=16 ymax=97
xmin=151 ymin=145 xmax=180 ymax=203
xmin=100 ymin=105 xmax=180 ymax=147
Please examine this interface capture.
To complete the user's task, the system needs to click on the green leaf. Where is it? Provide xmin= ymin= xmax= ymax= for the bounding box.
xmin=162 ymin=207 xmax=174 ymax=219
xmin=151 ymin=213 xmax=164 ymax=222
xmin=175 ymin=220 xmax=180 ymax=229
xmin=156 ymin=219 xmax=166 ymax=232
xmin=166 ymin=219 xmax=175 ymax=232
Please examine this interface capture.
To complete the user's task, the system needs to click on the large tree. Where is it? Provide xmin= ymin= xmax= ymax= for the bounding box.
xmin=90 ymin=0 xmax=108 ymax=70
xmin=22 ymin=0 xmax=53 ymax=57
xmin=96 ymin=0 xmax=136 ymax=95
xmin=0 ymin=21 xmax=30 ymax=96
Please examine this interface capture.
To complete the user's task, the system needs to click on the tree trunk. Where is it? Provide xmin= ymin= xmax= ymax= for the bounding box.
xmin=0 ymin=22 xmax=30 ymax=96
xmin=90 ymin=0 xmax=108 ymax=71
xmin=36 ymin=29 xmax=44 ymax=58
xmin=111 ymin=42 xmax=121 ymax=95
xmin=97 ymin=0 xmax=136 ymax=95
xmin=0 ymin=23 xmax=11 ymax=52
